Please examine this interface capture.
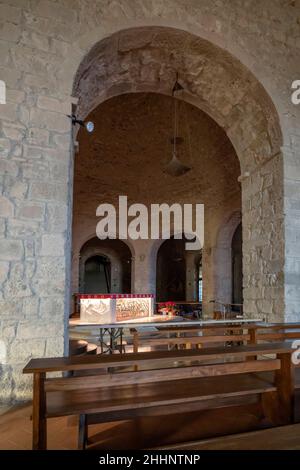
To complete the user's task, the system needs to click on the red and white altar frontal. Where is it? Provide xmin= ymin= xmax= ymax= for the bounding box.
xmin=79 ymin=294 xmax=154 ymax=323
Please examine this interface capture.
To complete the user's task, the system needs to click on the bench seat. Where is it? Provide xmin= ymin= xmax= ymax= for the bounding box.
xmin=46 ymin=373 xmax=277 ymax=418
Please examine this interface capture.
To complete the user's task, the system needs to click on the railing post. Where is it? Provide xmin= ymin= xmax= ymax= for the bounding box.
xmin=246 ymin=328 xmax=258 ymax=361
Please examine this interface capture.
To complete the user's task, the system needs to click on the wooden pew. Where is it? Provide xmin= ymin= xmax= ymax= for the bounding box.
xmin=130 ymin=323 xmax=260 ymax=353
xmin=23 ymin=342 xmax=296 ymax=450
xmin=257 ymin=323 xmax=300 ymax=342
xmin=131 ymin=322 xmax=300 ymax=353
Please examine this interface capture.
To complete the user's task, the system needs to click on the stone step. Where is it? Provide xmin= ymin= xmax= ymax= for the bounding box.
xmin=69 ymin=339 xmax=88 ymax=356
xmin=86 ymin=343 xmax=98 ymax=355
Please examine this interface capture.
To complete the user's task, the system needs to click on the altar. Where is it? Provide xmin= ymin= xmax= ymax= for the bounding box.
xmin=78 ymin=293 xmax=154 ymax=324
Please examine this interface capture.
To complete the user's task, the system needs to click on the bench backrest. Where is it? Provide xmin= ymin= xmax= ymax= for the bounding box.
xmin=23 ymin=342 xmax=295 ymax=393
xmin=131 ymin=325 xmax=256 ymax=352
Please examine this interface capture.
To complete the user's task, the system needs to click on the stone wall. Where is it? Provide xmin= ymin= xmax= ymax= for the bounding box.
xmin=0 ymin=0 xmax=299 ymax=403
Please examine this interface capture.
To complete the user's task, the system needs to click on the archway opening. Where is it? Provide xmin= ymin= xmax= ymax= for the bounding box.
xmin=71 ymin=25 xmax=283 ymax=321
xmin=72 ymin=90 xmax=241 ymax=311
xmin=156 ymin=235 xmax=202 ymax=303
xmin=84 ymin=255 xmax=111 ymax=294
xmin=156 ymin=237 xmax=186 ymax=302
xmin=78 ymin=238 xmax=132 ymax=295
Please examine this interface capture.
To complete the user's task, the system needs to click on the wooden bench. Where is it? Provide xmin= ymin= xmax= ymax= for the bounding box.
xmin=23 ymin=342 xmax=296 ymax=450
xmin=257 ymin=323 xmax=300 ymax=343
xmin=130 ymin=323 xmax=260 ymax=353
xmin=130 ymin=322 xmax=300 ymax=353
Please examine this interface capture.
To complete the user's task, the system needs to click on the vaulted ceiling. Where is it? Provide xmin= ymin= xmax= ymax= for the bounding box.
xmin=73 ymin=92 xmax=240 ymax=219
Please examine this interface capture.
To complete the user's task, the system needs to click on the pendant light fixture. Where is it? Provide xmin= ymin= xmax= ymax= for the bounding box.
xmin=163 ymin=75 xmax=191 ymax=177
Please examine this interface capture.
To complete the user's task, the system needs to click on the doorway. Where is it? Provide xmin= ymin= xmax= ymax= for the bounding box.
xmin=84 ymin=255 xmax=111 ymax=294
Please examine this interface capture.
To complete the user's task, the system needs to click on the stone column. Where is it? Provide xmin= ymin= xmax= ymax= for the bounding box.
xmin=72 ymin=251 xmax=80 ymax=293
xmin=241 ymin=152 xmax=285 ymax=322
xmin=131 ymin=239 xmax=156 ymax=295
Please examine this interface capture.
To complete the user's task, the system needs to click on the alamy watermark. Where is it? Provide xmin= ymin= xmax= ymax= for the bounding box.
xmin=292 ymin=340 xmax=300 ymax=365
xmin=96 ymin=196 xmax=204 ymax=250
xmin=291 ymin=80 xmax=300 ymax=105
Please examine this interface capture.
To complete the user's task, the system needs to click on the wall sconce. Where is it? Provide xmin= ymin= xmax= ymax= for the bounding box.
xmin=67 ymin=114 xmax=94 ymax=133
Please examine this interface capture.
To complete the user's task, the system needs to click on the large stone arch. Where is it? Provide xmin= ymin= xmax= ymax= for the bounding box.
xmin=72 ymin=27 xmax=282 ymax=175
xmin=71 ymin=26 xmax=284 ymax=322
xmin=57 ymin=5 xmax=293 ymax=129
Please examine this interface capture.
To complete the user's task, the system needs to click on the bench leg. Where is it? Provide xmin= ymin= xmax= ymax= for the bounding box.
xmin=247 ymin=329 xmax=258 ymax=361
xmin=32 ymin=372 xmax=47 ymax=450
xmin=78 ymin=414 xmax=87 ymax=450
xmin=275 ymin=353 xmax=295 ymax=424
xmin=262 ymin=353 xmax=295 ymax=425
xmin=261 ymin=391 xmax=283 ymax=425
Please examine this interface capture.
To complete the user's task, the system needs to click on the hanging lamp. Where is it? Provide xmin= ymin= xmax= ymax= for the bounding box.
xmin=163 ymin=75 xmax=191 ymax=177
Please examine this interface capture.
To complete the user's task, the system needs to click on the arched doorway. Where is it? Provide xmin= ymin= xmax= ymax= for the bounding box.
xmin=78 ymin=238 xmax=132 ymax=294
xmin=156 ymin=238 xmax=186 ymax=302
xmin=156 ymin=236 xmax=201 ymax=302
xmin=72 ymin=26 xmax=283 ymax=322
xmin=84 ymin=255 xmax=111 ymax=294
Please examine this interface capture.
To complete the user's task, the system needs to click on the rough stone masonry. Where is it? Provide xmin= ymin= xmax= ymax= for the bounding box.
xmin=0 ymin=0 xmax=299 ymax=403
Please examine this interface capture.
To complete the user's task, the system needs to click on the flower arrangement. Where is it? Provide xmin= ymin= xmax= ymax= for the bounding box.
xmin=157 ymin=301 xmax=177 ymax=316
